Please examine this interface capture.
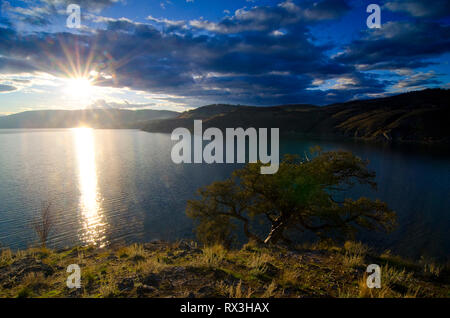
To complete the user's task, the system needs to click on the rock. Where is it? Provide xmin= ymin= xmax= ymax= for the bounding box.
xmin=190 ymin=248 xmax=202 ymax=255
xmin=172 ymin=251 xmax=188 ymax=259
xmin=160 ymin=266 xmax=187 ymax=280
xmin=178 ymin=241 xmax=193 ymax=251
xmin=18 ymin=263 xmax=54 ymax=278
xmin=211 ymin=268 xmax=231 ymax=280
xmin=107 ymin=254 xmax=118 ymax=261
xmin=68 ymin=287 xmax=84 ymax=297
xmin=187 ymin=292 xmax=196 ymax=298
xmin=142 ymin=273 xmax=161 ymax=287
xmin=0 ymin=257 xmax=55 ymax=284
xmin=137 ymin=284 xmax=157 ymax=296
xmin=173 ymin=266 xmax=186 ymax=273
xmin=143 ymin=241 xmax=166 ymax=252
xmin=65 ymin=249 xmax=80 ymax=258
xmin=117 ymin=278 xmax=134 ymax=291
xmin=282 ymin=286 xmax=298 ymax=297
xmin=1 ymin=281 xmax=13 ymax=289
xmin=197 ymin=286 xmax=216 ymax=297
xmin=286 ymin=251 xmax=297 ymax=258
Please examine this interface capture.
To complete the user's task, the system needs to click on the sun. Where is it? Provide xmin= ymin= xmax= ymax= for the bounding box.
xmin=64 ymin=77 xmax=93 ymax=98
xmin=69 ymin=78 xmax=92 ymax=91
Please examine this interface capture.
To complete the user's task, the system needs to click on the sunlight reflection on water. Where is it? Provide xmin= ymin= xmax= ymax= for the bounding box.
xmin=73 ymin=128 xmax=108 ymax=247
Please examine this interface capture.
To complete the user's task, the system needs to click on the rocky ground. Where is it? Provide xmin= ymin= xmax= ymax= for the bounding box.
xmin=0 ymin=241 xmax=449 ymax=298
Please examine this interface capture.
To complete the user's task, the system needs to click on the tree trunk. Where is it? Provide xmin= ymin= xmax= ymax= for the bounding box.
xmin=264 ymin=220 xmax=285 ymax=244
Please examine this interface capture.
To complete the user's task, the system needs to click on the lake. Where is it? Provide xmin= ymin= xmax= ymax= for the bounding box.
xmin=0 ymin=129 xmax=449 ymax=261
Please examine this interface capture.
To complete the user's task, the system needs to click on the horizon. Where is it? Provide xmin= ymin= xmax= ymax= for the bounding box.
xmin=0 ymin=87 xmax=447 ymax=117
xmin=0 ymin=0 xmax=449 ymax=115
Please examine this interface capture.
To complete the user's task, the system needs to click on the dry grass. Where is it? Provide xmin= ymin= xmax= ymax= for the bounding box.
xmin=262 ymin=280 xmax=278 ymax=298
xmin=344 ymin=241 xmax=369 ymax=255
xmin=195 ymin=245 xmax=227 ymax=267
xmin=341 ymin=241 xmax=368 ymax=268
xmin=99 ymin=275 xmax=118 ymax=298
xmin=246 ymin=252 xmax=272 ymax=268
xmin=217 ymin=280 xmax=254 ymax=298
xmin=22 ymin=273 xmax=48 ymax=293
xmin=1 ymin=241 xmax=447 ymax=298
xmin=125 ymin=244 xmax=146 ymax=262
xmin=245 ymin=252 xmax=274 ymax=277
xmin=421 ymin=259 xmax=443 ymax=278
xmin=358 ymin=265 xmax=416 ymax=298
xmin=280 ymin=267 xmax=301 ymax=286
xmin=134 ymin=256 xmax=166 ymax=274
xmin=0 ymin=248 xmax=13 ymax=266
xmin=358 ymin=273 xmax=391 ymax=298
xmin=342 ymin=253 xmax=364 ymax=268
xmin=383 ymin=264 xmax=414 ymax=287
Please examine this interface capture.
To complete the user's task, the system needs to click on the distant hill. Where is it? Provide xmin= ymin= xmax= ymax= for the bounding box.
xmin=143 ymin=89 xmax=450 ymax=145
xmin=0 ymin=109 xmax=178 ymax=129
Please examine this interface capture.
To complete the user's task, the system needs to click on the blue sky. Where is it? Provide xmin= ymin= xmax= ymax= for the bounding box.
xmin=0 ymin=0 xmax=449 ymax=114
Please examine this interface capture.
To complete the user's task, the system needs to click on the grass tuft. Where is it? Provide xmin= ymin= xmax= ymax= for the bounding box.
xmin=196 ymin=245 xmax=227 ymax=267
xmin=217 ymin=280 xmax=254 ymax=298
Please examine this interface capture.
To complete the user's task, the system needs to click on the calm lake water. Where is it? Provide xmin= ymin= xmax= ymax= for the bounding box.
xmin=0 ymin=129 xmax=449 ymax=260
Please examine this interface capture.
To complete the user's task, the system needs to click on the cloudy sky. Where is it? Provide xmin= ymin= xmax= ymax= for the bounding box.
xmin=0 ymin=0 xmax=449 ymax=115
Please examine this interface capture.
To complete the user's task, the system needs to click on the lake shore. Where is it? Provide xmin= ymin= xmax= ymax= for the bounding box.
xmin=1 ymin=240 xmax=448 ymax=298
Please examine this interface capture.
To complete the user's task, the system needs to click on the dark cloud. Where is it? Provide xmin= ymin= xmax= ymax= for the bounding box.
xmin=335 ymin=22 xmax=450 ymax=71
xmin=190 ymin=0 xmax=350 ymax=34
xmin=2 ymin=1 xmax=53 ymax=26
xmin=0 ymin=0 xmax=447 ymax=106
xmin=385 ymin=0 xmax=450 ymax=19
xmin=1 ymin=0 xmax=123 ymax=27
xmin=394 ymin=72 xmax=441 ymax=90
xmin=301 ymin=0 xmax=350 ymax=21
xmin=43 ymin=0 xmax=123 ymax=13
xmin=0 ymin=13 xmax=388 ymax=105
xmin=0 ymin=17 xmax=13 ymax=28
xmin=0 ymin=56 xmax=38 ymax=74
xmin=0 ymin=84 xmax=17 ymax=92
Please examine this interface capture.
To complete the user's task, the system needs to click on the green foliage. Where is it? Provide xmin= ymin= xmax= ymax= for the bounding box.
xmin=187 ymin=149 xmax=396 ymax=246
xmin=194 ymin=214 xmax=236 ymax=248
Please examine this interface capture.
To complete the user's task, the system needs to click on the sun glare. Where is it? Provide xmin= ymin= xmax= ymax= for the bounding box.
xmin=64 ymin=77 xmax=94 ymax=99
